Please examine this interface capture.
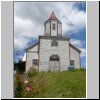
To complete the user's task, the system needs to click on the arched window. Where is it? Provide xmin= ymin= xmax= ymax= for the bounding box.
xmin=50 ymin=55 xmax=59 ymax=61
xmin=51 ymin=40 xmax=58 ymax=46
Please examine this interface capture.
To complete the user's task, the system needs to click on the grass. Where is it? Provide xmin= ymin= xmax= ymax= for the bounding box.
xmin=14 ymin=69 xmax=86 ymax=98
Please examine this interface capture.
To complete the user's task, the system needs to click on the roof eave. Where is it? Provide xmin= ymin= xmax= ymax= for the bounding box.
xmin=25 ymin=41 xmax=39 ymax=51
xmin=70 ymin=43 xmax=81 ymax=53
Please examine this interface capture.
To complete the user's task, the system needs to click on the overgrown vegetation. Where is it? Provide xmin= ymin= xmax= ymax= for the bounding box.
xmin=27 ymin=67 xmax=38 ymax=77
xmin=14 ymin=74 xmax=24 ymax=97
xmin=14 ymin=69 xmax=86 ymax=98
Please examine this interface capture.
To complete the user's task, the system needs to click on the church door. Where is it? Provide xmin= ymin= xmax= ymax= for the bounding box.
xmin=50 ymin=55 xmax=60 ymax=72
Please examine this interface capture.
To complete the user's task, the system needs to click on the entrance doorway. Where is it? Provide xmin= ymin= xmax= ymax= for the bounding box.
xmin=49 ymin=55 xmax=60 ymax=72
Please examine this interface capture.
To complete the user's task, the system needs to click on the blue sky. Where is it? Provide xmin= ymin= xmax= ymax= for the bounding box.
xmin=14 ymin=2 xmax=86 ymax=68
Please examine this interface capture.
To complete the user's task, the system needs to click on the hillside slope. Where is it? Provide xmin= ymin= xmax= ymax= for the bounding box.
xmin=15 ymin=69 xmax=86 ymax=98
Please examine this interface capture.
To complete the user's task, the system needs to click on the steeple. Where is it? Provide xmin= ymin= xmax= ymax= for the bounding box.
xmin=44 ymin=11 xmax=62 ymax=36
xmin=49 ymin=11 xmax=57 ymax=20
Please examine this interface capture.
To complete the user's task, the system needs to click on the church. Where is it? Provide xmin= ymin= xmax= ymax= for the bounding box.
xmin=25 ymin=11 xmax=81 ymax=72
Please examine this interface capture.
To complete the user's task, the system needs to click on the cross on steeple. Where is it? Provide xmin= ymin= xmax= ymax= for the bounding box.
xmin=51 ymin=4 xmax=55 ymax=11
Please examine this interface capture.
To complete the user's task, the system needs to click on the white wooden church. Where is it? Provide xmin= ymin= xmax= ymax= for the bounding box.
xmin=25 ymin=11 xmax=81 ymax=72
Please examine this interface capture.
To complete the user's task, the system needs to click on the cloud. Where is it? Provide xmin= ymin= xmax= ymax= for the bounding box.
xmin=54 ymin=2 xmax=86 ymax=34
xmin=14 ymin=2 xmax=86 ymax=51
xmin=14 ymin=15 xmax=43 ymax=50
xmin=70 ymin=39 xmax=85 ymax=48
xmin=14 ymin=37 xmax=29 ymax=51
xmin=61 ymin=9 xmax=86 ymax=34
xmin=14 ymin=15 xmax=44 ymax=38
xmin=80 ymin=48 xmax=86 ymax=57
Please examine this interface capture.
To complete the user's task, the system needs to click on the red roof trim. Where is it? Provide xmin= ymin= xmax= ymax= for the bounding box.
xmin=49 ymin=11 xmax=57 ymax=20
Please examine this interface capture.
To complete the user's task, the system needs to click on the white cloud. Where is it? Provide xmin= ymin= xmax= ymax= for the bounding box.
xmin=14 ymin=2 xmax=86 ymax=50
xmin=14 ymin=16 xmax=43 ymax=50
xmin=14 ymin=37 xmax=29 ymax=51
xmin=14 ymin=16 xmax=43 ymax=38
xmin=80 ymin=48 xmax=86 ymax=57
xmin=61 ymin=9 xmax=86 ymax=34
xmin=70 ymin=39 xmax=85 ymax=48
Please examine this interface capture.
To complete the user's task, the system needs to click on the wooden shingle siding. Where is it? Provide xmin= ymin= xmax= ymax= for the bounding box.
xmin=26 ymin=44 xmax=38 ymax=72
xmin=70 ymin=45 xmax=80 ymax=69
xmin=58 ymin=23 xmax=62 ymax=35
xmin=39 ymin=38 xmax=70 ymax=71
xmin=45 ymin=22 xmax=50 ymax=35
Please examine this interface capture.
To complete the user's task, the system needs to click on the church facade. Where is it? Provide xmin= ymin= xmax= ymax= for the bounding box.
xmin=25 ymin=12 xmax=81 ymax=72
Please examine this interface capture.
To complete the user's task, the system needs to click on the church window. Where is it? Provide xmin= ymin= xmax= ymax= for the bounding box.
xmin=70 ymin=60 xmax=74 ymax=66
xmin=51 ymin=40 xmax=58 ymax=46
xmin=32 ymin=59 xmax=38 ymax=66
xmin=50 ymin=55 xmax=59 ymax=61
xmin=52 ymin=23 xmax=55 ymax=30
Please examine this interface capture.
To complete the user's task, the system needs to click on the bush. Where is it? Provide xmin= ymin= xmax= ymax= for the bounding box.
xmin=48 ymin=70 xmax=51 ymax=73
xmin=27 ymin=67 xmax=38 ymax=78
xmin=14 ymin=74 xmax=25 ymax=98
xmin=80 ymin=67 xmax=86 ymax=71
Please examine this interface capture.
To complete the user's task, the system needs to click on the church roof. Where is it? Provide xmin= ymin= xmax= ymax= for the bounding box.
xmin=49 ymin=11 xmax=57 ymax=20
xmin=70 ymin=43 xmax=81 ymax=53
xmin=44 ymin=11 xmax=61 ymax=24
xmin=25 ymin=41 xmax=39 ymax=51
xmin=25 ymin=36 xmax=81 ymax=54
xmin=39 ymin=36 xmax=70 ymax=41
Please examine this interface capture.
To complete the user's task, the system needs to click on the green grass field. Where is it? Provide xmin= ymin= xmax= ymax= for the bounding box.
xmin=14 ymin=69 xmax=86 ymax=98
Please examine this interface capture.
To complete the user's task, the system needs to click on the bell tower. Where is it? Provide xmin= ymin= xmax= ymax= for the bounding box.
xmin=44 ymin=11 xmax=62 ymax=36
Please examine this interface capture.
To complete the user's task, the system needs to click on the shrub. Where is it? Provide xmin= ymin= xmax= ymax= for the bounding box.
xmin=14 ymin=74 xmax=25 ymax=98
xmin=27 ymin=67 xmax=38 ymax=78
xmin=48 ymin=70 xmax=51 ymax=73
xmin=80 ymin=67 xmax=86 ymax=71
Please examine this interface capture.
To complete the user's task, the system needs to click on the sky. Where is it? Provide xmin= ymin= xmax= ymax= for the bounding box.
xmin=14 ymin=1 xmax=86 ymax=68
